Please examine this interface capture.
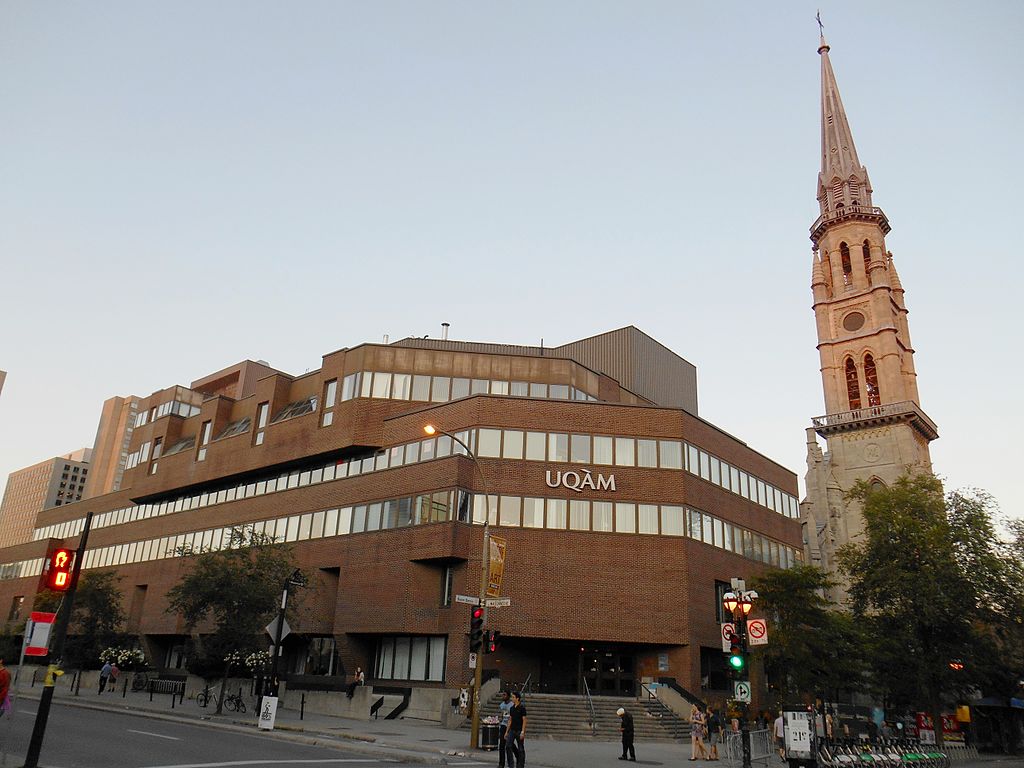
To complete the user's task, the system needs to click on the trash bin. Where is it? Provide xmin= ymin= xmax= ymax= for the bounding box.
xmin=479 ymin=723 xmax=500 ymax=750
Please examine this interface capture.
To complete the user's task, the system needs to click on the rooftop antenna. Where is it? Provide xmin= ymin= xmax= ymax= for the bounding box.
xmin=442 ymin=322 xmax=450 ymax=341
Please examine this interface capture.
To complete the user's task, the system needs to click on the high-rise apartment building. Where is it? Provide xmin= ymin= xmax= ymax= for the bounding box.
xmin=0 ymin=448 xmax=92 ymax=548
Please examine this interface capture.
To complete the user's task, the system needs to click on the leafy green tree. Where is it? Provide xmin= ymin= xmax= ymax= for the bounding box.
xmin=839 ymin=474 xmax=1024 ymax=745
xmin=166 ymin=526 xmax=300 ymax=714
xmin=32 ymin=571 xmax=128 ymax=669
xmin=750 ymin=565 xmax=867 ymax=704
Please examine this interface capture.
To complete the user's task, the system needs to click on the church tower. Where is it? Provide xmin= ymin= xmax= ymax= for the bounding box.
xmin=800 ymin=33 xmax=939 ymax=600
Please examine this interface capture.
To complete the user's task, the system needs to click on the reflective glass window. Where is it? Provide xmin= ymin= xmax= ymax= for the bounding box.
xmin=405 ymin=442 xmax=420 ymax=463
xmin=710 ymin=457 xmax=721 ymax=485
xmin=548 ymin=433 xmax=568 ymax=462
xmin=546 ymin=499 xmax=567 ymax=529
xmin=549 ymin=384 xmax=569 ymax=399
xmin=637 ymin=440 xmax=657 ymax=468
xmin=436 ymin=435 xmax=452 ymax=458
xmin=592 ymin=501 xmax=613 ymax=532
xmin=411 ymin=375 xmax=431 ymax=401
xmin=570 ymin=434 xmax=590 ymax=464
xmin=614 ymin=438 xmax=635 ymax=467
xmin=639 ymin=504 xmax=659 ymax=534
xmin=569 ymin=500 xmax=589 ymax=530
xmin=451 ymin=378 xmax=470 ymax=399
xmin=478 ymin=429 xmax=502 ymax=458
xmin=360 ymin=372 xmax=373 ymax=398
xmin=593 ymin=436 xmax=613 ymax=465
xmin=661 ymin=505 xmax=685 ymax=536
xmin=430 ymin=376 xmax=450 ymax=402
xmin=615 ymin=503 xmax=636 ymax=533
xmin=367 ymin=503 xmax=382 ymax=531
xmin=659 ymin=441 xmax=683 ymax=469
xmin=471 ymin=379 xmax=489 ymax=395
xmin=392 ymin=374 xmax=412 ymax=400
xmin=529 ymin=382 xmax=547 ymax=398
xmin=499 ymin=496 xmax=521 ymax=526
xmin=510 ymin=381 xmax=528 ymax=397
xmin=502 ymin=430 xmax=524 ymax=459
xmin=525 ymin=432 xmax=546 ymax=461
xmin=490 ymin=380 xmax=509 ymax=395
xmin=522 ymin=497 xmax=545 ymax=528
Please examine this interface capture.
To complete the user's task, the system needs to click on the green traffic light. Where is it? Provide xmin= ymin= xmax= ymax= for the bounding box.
xmin=729 ymin=654 xmax=745 ymax=670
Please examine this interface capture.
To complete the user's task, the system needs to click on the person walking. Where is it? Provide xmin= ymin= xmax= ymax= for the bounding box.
xmin=109 ymin=663 xmax=120 ymax=693
xmin=0 ymin=658 xmax=11 ymax=719
xmin=706 ymin=705 xmax=722 ymax=760
xmin=506 ymin=690 xmax=527 ymax=768
xmin=497 ymin=691 xmax=513 ymax=768
xmin=690 ymin=703 xmax=709 ymax=760
xmin=99 ymin=661 xmax=112 ymax=694
xmin=774 ymin=711 xmax=785 ymax=760
xmin=617 ymin=706 xmax=636 ymax=761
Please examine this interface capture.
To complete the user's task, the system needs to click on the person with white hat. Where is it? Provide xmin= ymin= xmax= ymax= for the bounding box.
xmin=617 ymin=706 xmax=636 ymax=761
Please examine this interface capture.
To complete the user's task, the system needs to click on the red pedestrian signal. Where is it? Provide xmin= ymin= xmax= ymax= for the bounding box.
xmin=47 ymin=548 xmax=74 ymax=592
xmin=484 ymin=629 xmax=501 ymax=654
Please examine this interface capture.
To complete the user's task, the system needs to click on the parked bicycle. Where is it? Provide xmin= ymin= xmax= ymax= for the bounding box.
xmin=196 ymin=687 xmax=247 ymax=713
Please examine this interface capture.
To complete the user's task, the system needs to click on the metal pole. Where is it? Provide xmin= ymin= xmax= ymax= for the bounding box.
xmin=23 ymin=512 xmax=94 ymax=768
xmin=269 ymin=581 xmax=290 ymax=696
xmin=740 ymin=608 xmax=751 ymax=768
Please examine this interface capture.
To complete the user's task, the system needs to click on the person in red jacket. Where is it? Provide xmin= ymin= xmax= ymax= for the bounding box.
xmin=0 ymin=657 xmax=12 ymax=718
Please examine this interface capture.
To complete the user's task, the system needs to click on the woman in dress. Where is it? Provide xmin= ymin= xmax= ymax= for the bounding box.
xmin=690 ymin=704 xmax=709 ymax=760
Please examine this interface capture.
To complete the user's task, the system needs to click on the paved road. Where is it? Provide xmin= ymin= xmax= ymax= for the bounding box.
xmin=0 ymin=699 xmax=484 ymax=768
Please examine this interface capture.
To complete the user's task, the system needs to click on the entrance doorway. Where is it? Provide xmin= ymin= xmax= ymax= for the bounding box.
xmin=579 ymin=647 xmax=635 ymax=696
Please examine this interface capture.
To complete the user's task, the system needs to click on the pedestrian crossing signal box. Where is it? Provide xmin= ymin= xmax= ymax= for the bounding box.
xmin=46 ymin=548 xmax=74 ymax=592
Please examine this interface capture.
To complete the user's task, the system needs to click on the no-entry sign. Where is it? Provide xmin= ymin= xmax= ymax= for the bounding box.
xmin=720 ymin=622 xmax=736 ymax=652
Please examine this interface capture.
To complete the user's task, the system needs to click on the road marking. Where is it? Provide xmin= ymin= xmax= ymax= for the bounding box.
xmin=142 ymin=761 xmax=398 ymax=767
xmin=128 ymin=729 xmax=183 ymax=741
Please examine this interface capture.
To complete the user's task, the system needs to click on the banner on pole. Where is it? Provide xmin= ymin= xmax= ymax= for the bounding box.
xmin=25 ymin=612 xmax=57 ymax=657
xmin=487 ymin=535 xmax=507 ymax=597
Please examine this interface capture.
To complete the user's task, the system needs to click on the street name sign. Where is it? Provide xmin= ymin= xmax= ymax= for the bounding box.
xmin=455 ymin=594 xmax=480 ymax=606
xmin=484 ymin=598 xmax=511 ymax=608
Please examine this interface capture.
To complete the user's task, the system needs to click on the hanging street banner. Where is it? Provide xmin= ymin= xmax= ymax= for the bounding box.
xmin=747 ymin=618 xmax=769 ymax=646
xmin=487 ymin=535 xmax=507 ymax=598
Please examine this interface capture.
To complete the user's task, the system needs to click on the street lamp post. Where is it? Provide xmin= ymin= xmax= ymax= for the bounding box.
xmin=723 ymin=581 xmax=758 ymax=768
xmin=424 ymin=424 xmax=494 ymax=750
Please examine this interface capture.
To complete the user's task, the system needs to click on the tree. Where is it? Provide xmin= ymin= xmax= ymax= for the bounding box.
xmin=32 ymin=571 xmax=128 ymax=669
xmin=165 ymin=526 xmax=300 ymax=714
xmin=750 ymin=565 xmax=867 ymax=704
xmin=839 ymin=474 xmax=1024 ymax=745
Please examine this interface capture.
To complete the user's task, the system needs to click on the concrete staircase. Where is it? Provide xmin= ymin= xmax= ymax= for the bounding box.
xmin=478 ymin=693 xmax=690 ymax=741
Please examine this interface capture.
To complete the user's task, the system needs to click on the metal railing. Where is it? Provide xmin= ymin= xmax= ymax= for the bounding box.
xmin=724 ymin=729 xmax=773 ymax=765
xmin=582 ymin=677 xmax=597 ymax=736
xmin=810 ymin=204 xmax=890 ymax=242
xmin=519 ymin=673 xmax=533 ymax=696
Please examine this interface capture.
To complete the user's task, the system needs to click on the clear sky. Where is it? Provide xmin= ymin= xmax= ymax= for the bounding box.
xmin=1 ymin=2 xmax=1021 ymax=526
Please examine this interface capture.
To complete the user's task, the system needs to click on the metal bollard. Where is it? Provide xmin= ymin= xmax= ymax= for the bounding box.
xmin=301 ymin=693 xmax=305 ymax=721
xmin=171 ymin=688 xmax=175 ymax=709
xmin=149 ymin=679 xmax=154 ymax=702
xmin=180 ymin=684 xmax=185 ymax=705
xmin=123 ymin=676 xmax=128 ymax=698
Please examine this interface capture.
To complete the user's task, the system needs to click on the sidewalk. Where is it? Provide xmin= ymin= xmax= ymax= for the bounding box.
xmin=9 ymin=681 xmax=1019 ymax=768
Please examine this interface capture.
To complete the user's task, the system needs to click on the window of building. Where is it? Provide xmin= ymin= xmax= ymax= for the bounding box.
xmin=569 ymin=499 xmax=589 ymax=530
xmin=548 ymin=433 xmax=568 ymax=463
xmin=502 ymin=430 xmax=524 ymax=460
xmin=845 ymin=357 xmax=861 ymax=410
xmin=255 ymin=402 xmax=269 ymax=445
xmin=864 ymin=354 xmax=881 ymax=407
xmin=8 ymin=595 xmax=24 ymax=621
xmin=546 ymin=499 xmax=567 ymax=529
xmin=392 ymin=374 xmax=411 ymax=400
xmin=451 ymin=378 xmax=470 ymax=400
xmin=614 ymin=437 xmax=635 ymax=467
xmin=593 ymin=436 xmax=614 ymax=465
xmin=340 ymin=372 xmax=360 ymax=401
xmin=197 ymin=421 xmax=212 ymax=462
xmin=430 ymin=376 xmax=450 ymax=402
xmin=478 ymin=429 xmax=501 ymax=458
xmin=638 ymin=504 xmax=659 ymax=534
xmin=371 ymin=372 xmax=392 ymax=399
xmin=637 ymin=440 xmax=658 ymax=468
xmin=840 ymin=241 xmax=852 ymax=285
xmin=322 ymin=380 xmax=337 ymax=427
xmin=570 ymin=434 xmax=591 ymax=464
xmin=521 ymin=497 xmax=544 ymax=528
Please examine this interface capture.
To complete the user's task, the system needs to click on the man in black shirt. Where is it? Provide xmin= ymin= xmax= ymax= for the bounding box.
xmin=506 ymin=690 xmax=528 ymax=768
xmin=617 ymin=706 xmax=636 ymax=761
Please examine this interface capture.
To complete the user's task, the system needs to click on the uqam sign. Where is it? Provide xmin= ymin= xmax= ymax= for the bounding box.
xmin=545 ymin=469 xmax=616 ymax=493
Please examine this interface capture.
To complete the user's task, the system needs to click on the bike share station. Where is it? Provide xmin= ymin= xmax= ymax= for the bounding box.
xmin=782 ymin=707 xmax=817 ymax=768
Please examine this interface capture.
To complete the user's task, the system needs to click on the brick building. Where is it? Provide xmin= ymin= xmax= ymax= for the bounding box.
xmin=0 ymin=448 xmax=92 ymax=550
xmin=0 ymin=327 xmax=800 ymax=699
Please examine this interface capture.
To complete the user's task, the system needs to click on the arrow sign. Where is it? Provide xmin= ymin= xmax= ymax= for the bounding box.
xmin=747 ymin=618 xmax=768 ymax=646
xmin=720 ymin=622 xmax=736 ymax=653
xmin=734 ymin=681 xmax=751 ymax=703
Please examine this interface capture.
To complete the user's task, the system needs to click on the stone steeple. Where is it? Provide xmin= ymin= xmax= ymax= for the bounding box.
xmin=817 ymin=34 xmax=873 ymax=214
xmin=800 ymin=31 xmax=938 ymax=603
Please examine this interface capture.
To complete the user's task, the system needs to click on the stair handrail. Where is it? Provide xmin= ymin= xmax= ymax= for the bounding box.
xmin=657 ymin=677 xmax=706 ymax=710
xmin=582 ymin=676 xmax=597 ymax=736
xmin=520 ymin=673 xmax=533 ymax=696
xmin=639 ymin=681 xmax=657 ymax=701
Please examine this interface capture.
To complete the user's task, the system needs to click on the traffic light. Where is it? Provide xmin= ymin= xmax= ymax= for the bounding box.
xmin=470 ymin=606 xmax=484 ymax=653
xmin=727 ymin=630 xmax=745 ymax=673
xmin=46 ymin=548 xmax=74 ymax=592
xmin=484 ymin=629 xmax=501 ymax=654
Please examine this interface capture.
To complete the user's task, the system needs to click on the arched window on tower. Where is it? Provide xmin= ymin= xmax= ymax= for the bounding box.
xmin=832 ymin=178 xmax=843 ymax=209
xmin=840 ymin=242 xmax=852 ymax=286
xmin=864 ymin=354 xmax=881 ymax=407
xmin=849 ymin=177 xmax=859 ymax=205
xmin=862 ymin=240 xmax=871 ymax=276
xmin=845 ymin=357 xmax=862 ymax=410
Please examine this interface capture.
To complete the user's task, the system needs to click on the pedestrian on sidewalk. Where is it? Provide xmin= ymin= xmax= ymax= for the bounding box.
xmin=774 ymin=711 xmax=785 ymax=760
xmin=346 ymin=667 xmax=364 ymax=699
xmin=497 ymin=690 xmax=513 ymax=768
xmin=690 ymin=703 xmax=709 ymax=760
xmin=109 ymin=663 xmax=120 ymax=693
xmin=506 ymin=690 xmax=527 ymax=768
xmin=0 ymin=658 xmax=11 ymax=719
xmin=617 ymin=706 xmax=636 ymax=761
xmin=99 ymin=661 xmax=112 ymax=694
xmin=706 ymin=704 xmax=722 ymax=760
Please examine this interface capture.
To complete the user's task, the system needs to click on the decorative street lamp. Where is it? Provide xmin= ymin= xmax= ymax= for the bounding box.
xmin=424 ymin=424 xmax=494 ymax=750
xmin=723 ymin=580 xmax=758 ymax=768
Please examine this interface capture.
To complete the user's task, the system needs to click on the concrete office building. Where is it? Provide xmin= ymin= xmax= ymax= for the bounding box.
xmin=0 ymin=448 xmax=92 ymax=548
